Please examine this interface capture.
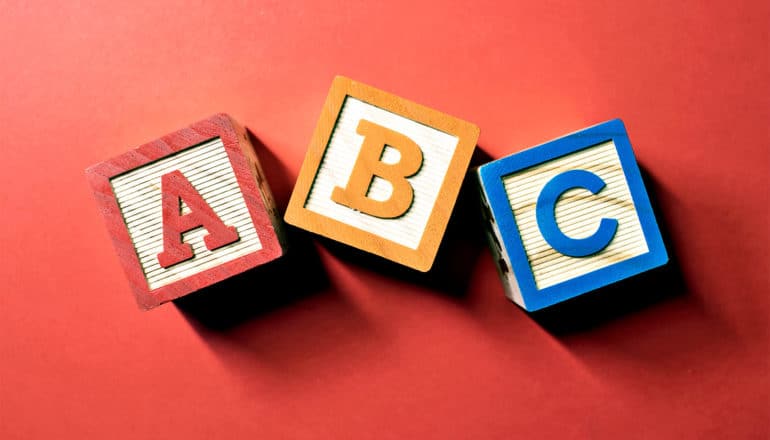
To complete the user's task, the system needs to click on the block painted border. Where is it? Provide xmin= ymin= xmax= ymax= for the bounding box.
xmin=86 ymin=114 xmax=284 ymax=309
xmin=285 ymin=76 xmax=479 ymax=271
xmin=478 ymin=119 xmax=668 ymax=311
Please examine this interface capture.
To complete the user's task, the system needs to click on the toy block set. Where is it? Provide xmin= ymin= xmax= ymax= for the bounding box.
xmin=86 ymin=77 xmax=668 ymax=313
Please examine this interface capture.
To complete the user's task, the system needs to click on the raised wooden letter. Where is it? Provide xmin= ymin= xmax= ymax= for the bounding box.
xmin=157 ymin=170 xmax=240 ymax=268
xmin=331 ymin=119 xmax=423 ymax=219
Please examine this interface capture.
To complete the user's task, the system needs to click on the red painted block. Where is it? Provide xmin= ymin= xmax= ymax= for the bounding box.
xmin=86 ymin=114 xmax=286 ymax=309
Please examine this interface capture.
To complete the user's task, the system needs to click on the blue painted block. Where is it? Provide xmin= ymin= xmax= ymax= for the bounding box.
xmin=477 ymin=119 xmax=668 ymax=311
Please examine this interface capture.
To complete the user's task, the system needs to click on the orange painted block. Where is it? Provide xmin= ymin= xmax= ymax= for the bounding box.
xmin=285 ymin=76 xmax=479 ymax=271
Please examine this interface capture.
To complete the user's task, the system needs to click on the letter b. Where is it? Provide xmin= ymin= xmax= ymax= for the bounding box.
xmin=331 ymin=119 xmax=423 ymax=219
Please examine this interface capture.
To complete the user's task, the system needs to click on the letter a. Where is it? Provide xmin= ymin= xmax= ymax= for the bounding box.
xmin=331 ymin=119 xmax=423 ymax=218
xmin=156 ymin=170 xmax=239 ymax=268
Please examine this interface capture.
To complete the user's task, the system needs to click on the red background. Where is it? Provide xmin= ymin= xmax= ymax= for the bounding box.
xmin=1 ymin=1 xmax=768 ymax=439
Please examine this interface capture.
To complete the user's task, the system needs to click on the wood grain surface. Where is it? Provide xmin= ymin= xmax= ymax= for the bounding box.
xmin=86 ymin=114 xmax=286 ymax=309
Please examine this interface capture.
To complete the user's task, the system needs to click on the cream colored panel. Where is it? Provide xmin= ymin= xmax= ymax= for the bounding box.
xmin=504 ymin=141 xmax=648 ymax=289
xmin=305 ymin=97 xmax=459 ymax=250
xmin=111 ymin=138 xmax=262 ymax=290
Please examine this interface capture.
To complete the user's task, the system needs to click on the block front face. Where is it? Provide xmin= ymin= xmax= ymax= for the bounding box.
xmin=503 ymin=140 xmax=648 ymax=289
xmin=305 ymin=96 xmax=459 ymax=250
xmin=111 ymin=137 xmax=262 ymax=290
xmin=87 ymin=114 xmax=285 ymax=309
xmin=285 ymin=77 xmax=479 ymax=271
xmin=479 ymin=119 xmax=667 ymax=311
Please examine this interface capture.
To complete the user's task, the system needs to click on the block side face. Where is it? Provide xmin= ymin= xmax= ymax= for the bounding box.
xmin=227 ymin=118 xmax=289 ymax=252
xmin=503 ymin=140 xmax=649 ymax=290
xmin=110 ymin=137 xmax=263 ymax=291
xmin=490 ymin=224 xmax=525 ymax=307
xmin=304 ymin=96 xmax=459 ymax=250
xmin=252 ymin=154 xmax=288 ymax=250
xmin=478 ymin=179 xmax=524 ymax=308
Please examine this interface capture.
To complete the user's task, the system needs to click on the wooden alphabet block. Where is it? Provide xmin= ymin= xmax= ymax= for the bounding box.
xmin=86 ymin=114 xmax=286 ymax=309
xmin=284 ymin=76 xmax=479 ymax=271
xmin=477 ymin=119 xmax=668 ymax=311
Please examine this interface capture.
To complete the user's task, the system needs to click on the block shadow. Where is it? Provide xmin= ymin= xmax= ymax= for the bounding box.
xmin=172 ymin=132 xmax=388 ymax=386
xmin=317 ymin=147 xmax=495 ymax=299
xmin=174 ymin=222 xmax=330 ymax=331
xmin=175 ymin=131 xmax=330 ymax=330
xmin=529 ymin=165 xmax=688 ymax=335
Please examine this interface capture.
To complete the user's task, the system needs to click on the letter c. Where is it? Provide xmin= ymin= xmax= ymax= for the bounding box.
xmin=535 ymin=169 xmax=618 ymax=257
